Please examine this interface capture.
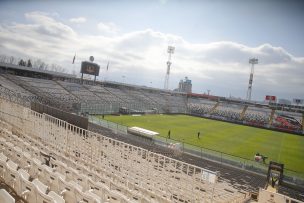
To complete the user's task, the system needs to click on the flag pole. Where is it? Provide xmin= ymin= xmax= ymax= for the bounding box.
xmin=72 ymin=53 xmax=76 ymax=77
xmin=104 ymin=61 xmax=109 ymax=82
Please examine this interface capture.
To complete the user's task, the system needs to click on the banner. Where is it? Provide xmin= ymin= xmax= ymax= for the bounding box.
xmin=265 ymin=95 xmax=276 ymax=101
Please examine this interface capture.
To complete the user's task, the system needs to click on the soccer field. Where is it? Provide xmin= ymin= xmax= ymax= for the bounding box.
xmin=96 ymin=114 xmax=304 ymax=176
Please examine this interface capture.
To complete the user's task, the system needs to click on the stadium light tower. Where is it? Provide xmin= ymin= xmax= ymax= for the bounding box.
xmin=246 ymin=58 xmax=258 ymax=101
xmin=164 ymin=46 xmax=175 ymax=90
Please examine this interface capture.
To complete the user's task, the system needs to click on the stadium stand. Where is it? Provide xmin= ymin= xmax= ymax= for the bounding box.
xmin=210 ymin=102 xmax=244 ymax=121
xmin=188 ymin=99 xmax=218 ymax=115
xmin=1 ymin=66 xmax=304 ymax=202
xmin=167 ymin=94 xmax=188 ymax=113
xmin=271 ymin=110 xmax=303 ymax=132
xmin=2 ymin=74 xmax=77 ymax=111
xmin=142 ymin=91 xmax=168 ymax=109
xmin=85 ymin=85 xmax=123 ymax=104
xmin=242 ymin=106 xmax=272 ymax=126
xmin=0 ymin=97 xmax=250 ymax=202
xmin=188 ymin=98 xmax=304 ymax=134
xmin=1 ymin=70 xmax=303 ymax=134
xmin=57 ymin=80 xmax=101 ymax=102
xmin=18 ymin=76 xmax=79 ymax=104
xmin=0 ymin=75 xmax=34 ymax=98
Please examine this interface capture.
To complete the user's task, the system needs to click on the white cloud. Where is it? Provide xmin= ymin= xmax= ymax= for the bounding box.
xmin=0 ymin=11 xmax=303 ymax=100
xmin=69 ymin=17 xmax=87 ymax=24
xmin=24 ymin=11 xmax=76 ymax=38
xmin=97 ymin=22 xmax=119 ymax=35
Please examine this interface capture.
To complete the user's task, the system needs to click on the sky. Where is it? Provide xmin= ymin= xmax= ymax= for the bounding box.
xmin=0 ymin=0 xmax=303 ymax=101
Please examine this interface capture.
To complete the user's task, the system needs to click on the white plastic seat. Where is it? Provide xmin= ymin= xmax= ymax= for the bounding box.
xmin=0 ymin=138 xmax=6 ymax=152
xmin=22 ymin=141 xmax=32 ymax=154
xmin=40 ymin=165 xmax=55 ymax=186
xmin=88 ymin=180 xmax=119 ymax=203
xmin=10 ymin=134 xmax=20 ymax=146
xmin=48 ymin=171 xmax=65 ymax=193
xmin=65 ymin=166 xmax=77 ymax=182
xmin=76 ymin=189 xmax=101 ymax=203
xmin=12 ymin=146 xmax=23 ymax=164
xmin=0 ymin=153 xmax=7 ymax=180
xmin=54 ymin=160 xmax=68 ymax=175
xmin=0 ymin=152 xmax=7 ymax=162
xmin=0 ymin=189 xmax=15 ymax=203
xmin=31 ymin=146 xmax=40 ymax=159
xmin=75 ymin=173 xmax=89 ymax=191
xmin=19 ymin=152 xmax=31 ymax=170
xmin=5 ymin=160 xmax=19 ymax=189
xmin=48 ymin=191 xmax=65 ymax=203
xmin=16 ymin=169 xmax=30 ymax=196
xmin=33 ymin=178 xmax=48 ymax=194
xmin=36 ymin=191 xmax=55 ymax=203
xmin=103 ymin=188 xmax=125 ymax=203
xmin=28 ymin=158 xmax=42 ymax=178
xmin=33 ymin=178 xmax=58 ymax=203
xmin=58 ymin=177 xmax=80 ymax=203
xmin=19 ymin=174 xmax=37 ymax=203
xmin=5 ymin=142 xmax=15 ymax=158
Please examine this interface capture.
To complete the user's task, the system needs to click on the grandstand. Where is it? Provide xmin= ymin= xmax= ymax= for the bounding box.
xmin=0 ymin=98 xmax=249 ymax=202
xmin=243 ymin=106 xmax=272 ymax=126
xmin=210 ymin=102 xmax=244 ymax=121
xmin=0 ymin=62 xmax=304 ymax=202
xmin=188 ymin=98 xmax=218 ymax=115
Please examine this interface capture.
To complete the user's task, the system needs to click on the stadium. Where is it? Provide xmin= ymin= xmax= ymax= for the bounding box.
xmin=0 ymin=56 xmax=303 ymax=203
xmin=1 ymin=1 xmax=304 ymax=202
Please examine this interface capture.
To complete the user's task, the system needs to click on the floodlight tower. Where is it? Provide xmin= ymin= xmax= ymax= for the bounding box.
xmin=164 ymin=46 xmax=175 ymax=90
xmin=246 ymin=58 xmax=258 ymax=101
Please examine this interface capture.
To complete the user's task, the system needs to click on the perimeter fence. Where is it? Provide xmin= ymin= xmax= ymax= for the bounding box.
xmin=89 ymin=115 xmax=304 ymax=187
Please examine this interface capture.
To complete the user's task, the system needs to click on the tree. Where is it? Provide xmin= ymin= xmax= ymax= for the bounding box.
xmin=18 ymin=59 xmax=24 ymax=66
xmin=27 ymin=59 xmax=32 ymax=67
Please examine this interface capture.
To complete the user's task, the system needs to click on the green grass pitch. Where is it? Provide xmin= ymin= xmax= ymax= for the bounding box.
xmin=96 ymin=114 xmax=304 ymax=176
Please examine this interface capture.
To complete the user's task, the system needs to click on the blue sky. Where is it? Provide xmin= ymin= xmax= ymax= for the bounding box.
xmin=0 ymin=0 xmax=304 ymax=101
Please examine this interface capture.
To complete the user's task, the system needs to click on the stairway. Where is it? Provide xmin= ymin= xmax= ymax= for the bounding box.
xmin=268 ymin=109 xmax=276 ymax=125
xmin=209 ymin=102 xmax=220 ymax=114
xmin=240 ymin=105 xmax=248 ymax=120
xmin=4 ymin=74 xmax=69 ymax=110
xmin=3 ymin=74 xmax=45 ymax=103
xmin=54 ymin=80 xmax=81 ymax=101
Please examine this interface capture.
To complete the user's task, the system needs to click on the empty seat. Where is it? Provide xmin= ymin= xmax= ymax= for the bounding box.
xmin=0 ymin=138 xmax=6 ymax=152
xmin=33 ymin=179 xmax=52 ymax=203
xmin=81 ymin=190 xmax=101 ymax=203
xmin=0 ymin=189 xmax=15 ymax=203
xmin=48 ymin=171 xmax=65 ymax=194
xmin=16 ymin=169 xmax=30 ymax=196
xmin=28 ymin=158 xmax=43 ymax=178
xmin=48 ymin=191 xmax=65 ymax=203
xmin=5 ymin=160 xmax=19 ymax=189
xmin=39 ymin=165 xmax=55 ymax=186
xmin=33 ymin=178 xmax=64 ymax=203
xmin=19 ymin=174 xmax=37 ymax=203
xmin=58 ymin=177 xmax=81 ymax=203
xmin=11 ymin=146 xmax=23 ymax=164
xmin=5 ymin=142 xmax=14 ymax=158
xmin=19 ymin=152 xmax=31 ymax=170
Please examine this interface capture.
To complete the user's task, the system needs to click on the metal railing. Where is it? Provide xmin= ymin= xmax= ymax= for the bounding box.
xmin=89 ymin=116 xmax=304 ymax=187
xmin=89 ymin=116 xmax=128 ymax=135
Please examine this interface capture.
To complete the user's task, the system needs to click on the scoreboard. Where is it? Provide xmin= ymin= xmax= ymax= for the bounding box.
xmin=81 ymin=61 xmax=100 ymax=76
